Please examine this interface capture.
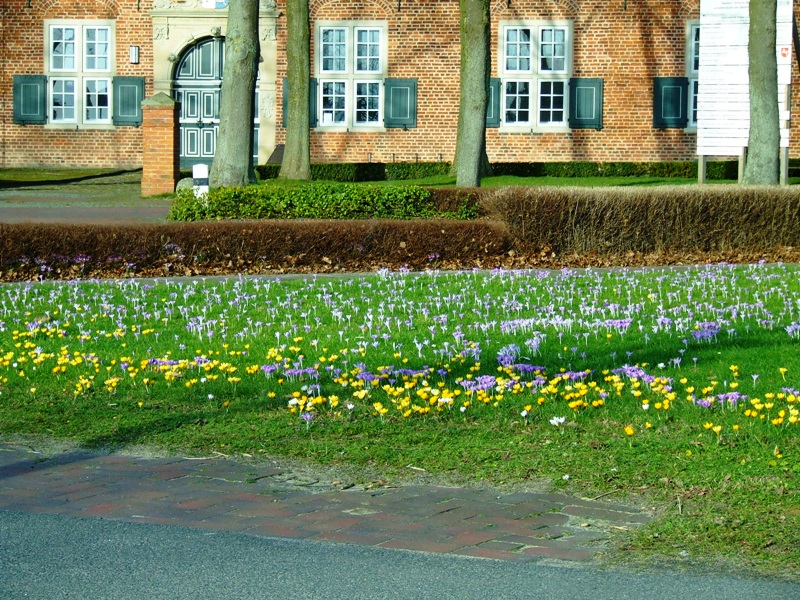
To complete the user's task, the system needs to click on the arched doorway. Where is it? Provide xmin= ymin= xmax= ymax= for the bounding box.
xmin=173 ymin=37 xmax=259 ymax=169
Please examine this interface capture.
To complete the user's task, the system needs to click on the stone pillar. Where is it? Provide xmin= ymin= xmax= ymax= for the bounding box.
xmin=141 ymin=93 xmax=180 ymax=197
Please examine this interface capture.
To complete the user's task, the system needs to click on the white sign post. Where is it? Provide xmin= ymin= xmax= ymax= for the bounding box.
xmin=696 ymin=0 xmax=793 ymax=183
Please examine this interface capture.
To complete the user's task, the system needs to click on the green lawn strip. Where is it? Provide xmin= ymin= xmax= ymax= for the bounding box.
xmin=256 ymin=174 xmax=737 ymax=188
xmin=0 ymin=264 xmax=798 ymax=579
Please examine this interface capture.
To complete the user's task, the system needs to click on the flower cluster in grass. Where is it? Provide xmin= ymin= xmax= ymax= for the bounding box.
xmin=0 ymin=263 xmax=798 ymax=461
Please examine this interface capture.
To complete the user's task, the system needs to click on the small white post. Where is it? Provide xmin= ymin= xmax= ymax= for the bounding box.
xmin=193 ymin=164 xmax=209 ymax=198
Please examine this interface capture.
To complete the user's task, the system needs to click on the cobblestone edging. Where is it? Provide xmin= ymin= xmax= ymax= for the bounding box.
xmin=0 ymin=443 xmax=653 ymax=564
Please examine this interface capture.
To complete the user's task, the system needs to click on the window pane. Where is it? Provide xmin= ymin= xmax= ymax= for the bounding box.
xmin=321 ymin=28 xmax=347 ymax=72
xmin=85 ymin=78 xmax=110 ymax=122
xmin=51 ymin=26 xmax=76 ymax=71
xmin=505 ymin=27 xmax=532 ymax=72
xmin=690 ymin=79 xmax=699 ymax=125
xmin=51 ymin=79 xmax=76 ymax=121
xmin=504 ymin=80 xmax=530 ymax=124
xmin=85 ymin=27 xmax=110 ymax=71
xmin=321 ymin=80 xmax=346 ymax=124
xmin=539 ymin=79 xmax=565 ymax=125
xmin=355 ymin=81 xmax=380 ymax=124
xmin=691 ymin=26 xmax=700 ymax=73
xmin=540 ymin=27 xmax=567 ymax=73
xmin=356 ymin=28 xmax=381 ymax=72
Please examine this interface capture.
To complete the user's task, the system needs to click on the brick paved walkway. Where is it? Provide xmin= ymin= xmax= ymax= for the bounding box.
xmin=0 ymin=442 xmax=653 ymax=564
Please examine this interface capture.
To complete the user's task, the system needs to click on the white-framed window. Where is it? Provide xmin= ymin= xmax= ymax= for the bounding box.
xmin=539 ymin=27 xmax=568 ymax=73
xmin=320 ymin=80 xmax=347 ymax=125
xmin=688 ymin=23 xmax=700 ymax=128
xmin=321 ymin=27 xmax=347 ymax=73
xmin=84 ymin=78 xmax=110 ymax=122
xmin=355 ymin=28 xmax=381 ymax=73
xmin=355 ymin=81 xmax=381 ymax=124
xmin=504 ymin=27 xmax=532 ymax=72
xmin=499 ymin=21 xmax=572 ymax=130
xmin=45 ymin=20 xmax=114 ymax=127
xmin=84 ymin=27 xmax=111 ymax=71
xmin=50 ymin=78 xmax=76 ymax=121
xmin=539 ymin=80 xmax=565 ymax=124
xmin=503 ymin=80 xmax=531 ymax=125
xmin=316 ymin=21 xmax=387 ymax=129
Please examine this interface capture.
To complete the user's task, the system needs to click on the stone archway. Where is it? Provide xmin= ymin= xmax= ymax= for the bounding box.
xmin=150 ymin=1 xmax=279 ymax=165
xmin=173 ymin=37 xmax=225 ymax=167
xmin=173 ymin=36 xmax=262 ymax=168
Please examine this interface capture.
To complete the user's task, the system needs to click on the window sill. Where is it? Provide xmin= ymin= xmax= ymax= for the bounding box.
xmin=315 ymin=125 xmax=387 ymax=133
xmin=45 ymin=123 xmax=116 ymax=130
xmin=498 ymin=125 xmax=571 ymax=134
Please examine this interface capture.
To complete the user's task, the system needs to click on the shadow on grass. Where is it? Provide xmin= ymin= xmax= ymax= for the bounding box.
xmin=0 ymin=169 xmax=141 ymax=190
xmin=79 ymin=411 xmax=206 ymax=450
xmin=541 ymin=332 xmax=795 ymax=384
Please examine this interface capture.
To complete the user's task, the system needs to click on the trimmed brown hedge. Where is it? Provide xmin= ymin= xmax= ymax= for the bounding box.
xmin=3 ymin=186 xmax=800 ymax=282
xmin=482 ymin=186 xmax=800 ymax=254
xmin=0 ymin=220 xmax=512 ymax=280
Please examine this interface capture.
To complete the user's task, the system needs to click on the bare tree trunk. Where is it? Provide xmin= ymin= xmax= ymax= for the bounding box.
xmin=279 ymin=0 xmax=311 ymax=181
xmin=451 ymin=0 xmax=490 ymax=188
xmin=742 ymin=0 xmax=779 ymax=185
xmin=210 ymin=0 xmax=259 ymax=189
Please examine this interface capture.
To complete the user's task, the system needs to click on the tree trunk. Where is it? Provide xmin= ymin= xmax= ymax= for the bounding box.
xmin=451 ymin=0 xmax=490 ymax=188
xmin=279 ymin=0 xmax=311 ymax=181
xmin=209 ymin=0 xmax=259 ymax=189
xmin=742 ymin=0 xmax=779 ymax=185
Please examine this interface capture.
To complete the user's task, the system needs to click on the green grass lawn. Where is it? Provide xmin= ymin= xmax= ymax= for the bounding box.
xmin=258 ymin=173 xmax=741 ymax=188
xmin=5 ymin=165 xmax=800 ymax=189
xmin=0 ymin=168 xmax=139 ymax=186
xmin=0 ymin=263 xmax=798 ymax=579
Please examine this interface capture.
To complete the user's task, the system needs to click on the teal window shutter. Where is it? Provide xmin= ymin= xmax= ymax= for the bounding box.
xmin=486 ymin=78 xmax=501 ymax=128
xmin=568 ymin=78 xmax=603 ymax=130
xmin=282 ymin=77 xmax=288 ymax=128
xmin=13 ymin=75 xmax=47 ymax=125
xmin=384 ymin=78 xmax=417 ymax=129
xmin=282 ymin=77 xmax=318 ymax=127
xmin=309 ymin=77 xmax=318 ymax=128
xmin=112 ymin=76 xmax=144 ymax=126
xmin=653 ymin=77 xmax=689 ymax=128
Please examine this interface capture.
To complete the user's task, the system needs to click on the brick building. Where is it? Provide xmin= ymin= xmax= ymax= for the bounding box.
xmin=1 ymin=0 xmax=798 ymax=170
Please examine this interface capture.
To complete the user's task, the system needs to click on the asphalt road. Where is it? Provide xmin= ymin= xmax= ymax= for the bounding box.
xmin=1 ymin=511 xmax=798 ymax=600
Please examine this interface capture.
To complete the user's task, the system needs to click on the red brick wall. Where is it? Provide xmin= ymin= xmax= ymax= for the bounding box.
xmin=0 ymin=0 xmax=152 ymax=168
xmin=273 ymin=0 xmax=716 ymax=164
xmin=2 ymin=0 xmax=799 ymax=168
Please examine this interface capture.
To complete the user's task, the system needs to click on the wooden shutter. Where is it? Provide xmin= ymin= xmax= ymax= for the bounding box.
xmin=13 ymin=75 xmax=47 ymax=125
xmin=308 ymin=77 xmax=318 ymax=128
xmin=282 ymin=77 xmax=318 ymax=127
xmin=384 ymin=78 xmax=417 ymax=129
xmin=486 ymin=78 xmax=501 ymax=128
xmin=112 ymin=76 xmax=144 ymax=126
xmin=568 ymin=78 xmax=603 ymax=130
xmin=653 ymin=77 xmax=689 ymax=128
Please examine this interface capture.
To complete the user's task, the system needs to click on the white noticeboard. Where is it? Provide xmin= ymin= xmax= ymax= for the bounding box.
xmin=696 ymin=0 xmax=793 ymax=157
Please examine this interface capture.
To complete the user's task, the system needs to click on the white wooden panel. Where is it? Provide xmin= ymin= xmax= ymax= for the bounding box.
xmin=185 ymin=128 xmax=200 ymax=157
xmin=697 ymin=0 xmax=793 ymax=157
